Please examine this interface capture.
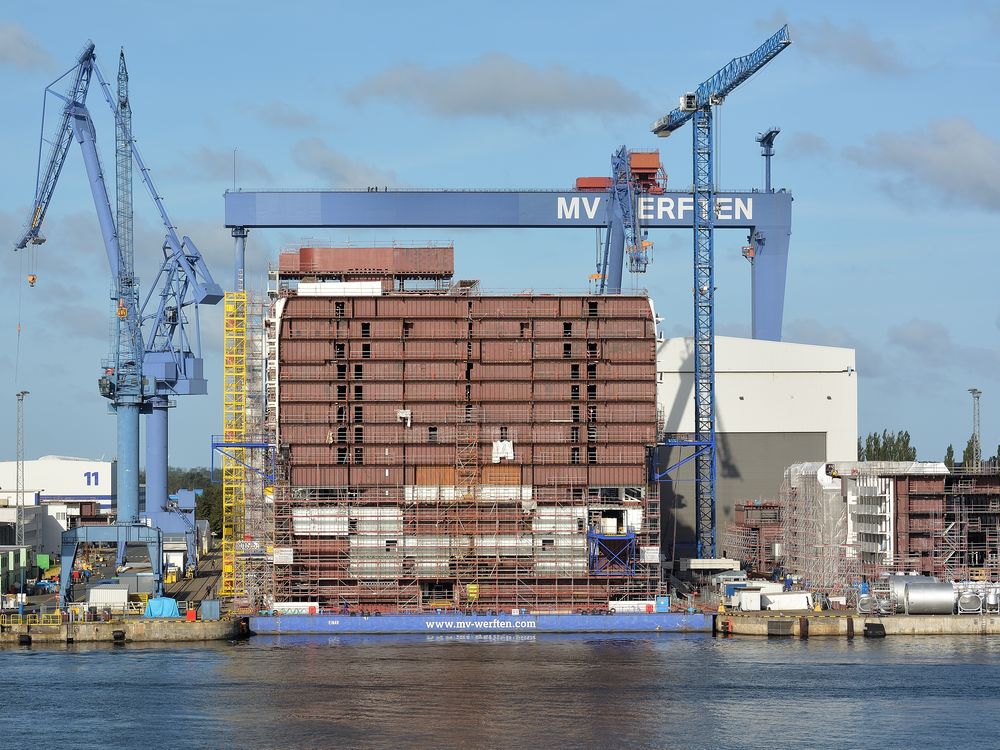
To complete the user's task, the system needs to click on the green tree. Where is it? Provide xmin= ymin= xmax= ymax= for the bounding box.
xmin=858 ymin=430 xmax=917 ymax=461
xmin=166 ymin=467 xmax=222 ymax=536
xmin=961 ymin=435 xmax=977 ymax=468
xmin=943 ymin=444 xmax=955 ymax=469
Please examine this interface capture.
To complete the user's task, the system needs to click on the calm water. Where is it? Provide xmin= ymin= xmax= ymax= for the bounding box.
xmin=3 ymin=633 xmax=1000 ymax=749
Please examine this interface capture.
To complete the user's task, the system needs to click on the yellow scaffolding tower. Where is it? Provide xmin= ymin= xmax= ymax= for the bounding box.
xmin=221 ymin=291 xmax=247 ymax=598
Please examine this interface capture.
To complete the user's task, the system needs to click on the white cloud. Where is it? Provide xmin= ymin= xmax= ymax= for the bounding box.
xmin=291 ymin=138 xmax=400 ymax=188
xmin=347 ymin=53 xmax=646 ymax=119
xmin=0 ymin=23 xmax=53 ymax=71
xmin=783 ymin=131 xmax=830 ymax=159
xmin=252 ymin=101 xmax=319 ymax=130
xmin=845 ymin=118 xmax=1000 ymax=211
xmin=166 ymin=147 xmax=273 ymax=184
xmin=784 ymin=318 xmax=884 ymax=378
xmin=758 ymin=14 xmax=909 ymax=75
xmin=887 ymin=318 xmax=1000 ymax=377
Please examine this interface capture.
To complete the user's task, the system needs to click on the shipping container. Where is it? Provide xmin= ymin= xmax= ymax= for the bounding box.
xmin=87 ymin=585 xmax=130 ymax=611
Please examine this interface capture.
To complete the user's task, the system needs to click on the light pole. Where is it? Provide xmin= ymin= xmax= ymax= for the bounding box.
xmin=969 ymin=388 xmax=982 ymax=471
xmin=16 ymin=390 xmax=29 ymax=616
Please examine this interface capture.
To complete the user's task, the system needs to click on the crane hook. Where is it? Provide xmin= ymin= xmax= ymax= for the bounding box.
xmin=117 ymin=299 xmax=128 ymax=319
xmin=27 ymin=274 xmax=38 ymax=287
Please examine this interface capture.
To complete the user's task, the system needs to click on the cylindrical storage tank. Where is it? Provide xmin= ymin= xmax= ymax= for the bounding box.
xmin=987 ymin=589 xmax=999 ymax=610
xmin=888 ymin=575 xmax=935 ymax=609
xmin=857 ymin=595 xmax=876 ymax=614
xmin=904 ymin=582 xmax=955 ymax=615
xmin=958 ymin=592 xmax=983 ymax=614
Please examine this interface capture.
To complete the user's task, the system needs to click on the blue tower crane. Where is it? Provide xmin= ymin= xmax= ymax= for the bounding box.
xmin=14 ymin=43 xmax=222 ymax=604
xmin=651 ymin=25 xmax=791 ymax=559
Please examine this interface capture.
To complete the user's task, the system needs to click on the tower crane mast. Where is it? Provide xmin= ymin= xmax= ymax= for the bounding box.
xmin=652 ymin=26 xmax=791 ymax=559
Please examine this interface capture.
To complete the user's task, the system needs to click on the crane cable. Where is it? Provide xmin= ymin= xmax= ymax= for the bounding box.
xmin=14 ymin=252 xmax=24 ymax=385
xmin=714 ymin=102 xmax=722 ymax=192
xmin=14 ymin=246 xmax=40 ymax=385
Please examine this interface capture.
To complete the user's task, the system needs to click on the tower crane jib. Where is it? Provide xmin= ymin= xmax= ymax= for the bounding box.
xmin=651 ymin=26 xmax=791 ymax=560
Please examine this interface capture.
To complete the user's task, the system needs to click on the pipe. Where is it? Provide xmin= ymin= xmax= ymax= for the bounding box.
xmin=605 ymin=211 xmax=625 ymax=295
xmin=233 ymin=227 xmax=248 ymax=292
xmin=145 ymin=397 xmax=169 ymax=517
xmin=117 ymin=402 xmax=141 ymax=524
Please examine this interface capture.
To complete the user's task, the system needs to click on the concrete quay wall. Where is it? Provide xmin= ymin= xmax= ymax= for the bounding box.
xmin=717 ymin=611 xmax=1000 ymax=637
xmin=0 ymin=618 xmax=244 ymax=644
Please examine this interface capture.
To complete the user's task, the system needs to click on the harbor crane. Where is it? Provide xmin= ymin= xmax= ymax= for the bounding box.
xmin=594 ymin=145 xmax=658 ymax=293
xmin=14 ymin=42 xmax=222 ymax=604
xmin=651 ymin=25 xmax=791 ymax=559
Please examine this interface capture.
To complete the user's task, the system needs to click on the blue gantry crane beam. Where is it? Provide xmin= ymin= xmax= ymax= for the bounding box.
xmin=224 ymin=185 xmax=793 ymax=339
xmin=650 ymin=25 xmax=791 ymax=559
xmin=14 ymin=42 xmax=222 ymax=604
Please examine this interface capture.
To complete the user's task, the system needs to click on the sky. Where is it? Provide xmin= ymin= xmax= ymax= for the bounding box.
xmin=1 ymin=1 xmax=999 ymax=468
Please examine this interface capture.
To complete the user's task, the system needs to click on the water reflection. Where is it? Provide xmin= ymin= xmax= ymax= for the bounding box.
xmin=2 ymin=634 xmax=1000 ymax=749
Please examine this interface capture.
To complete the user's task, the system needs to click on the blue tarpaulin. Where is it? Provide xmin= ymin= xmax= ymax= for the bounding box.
xmin=143 ymin=597 xmax=181 ymax=618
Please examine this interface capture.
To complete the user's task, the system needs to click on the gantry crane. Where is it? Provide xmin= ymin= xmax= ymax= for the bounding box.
xmin=651 ymin=25 xmax=791 ymax=559
xmin=14 ymin=42 xmax=222 ymax=604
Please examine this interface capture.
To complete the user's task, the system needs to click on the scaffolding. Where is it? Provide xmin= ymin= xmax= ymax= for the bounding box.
xmin=268 ymin=251 xmax=662 ymax=611
xmin=241 ymin=294 xmax=274 ymax=608
xmin=722 ymin=501 xmax=780 ymax=575
xmin=774 ymin=461 xmax=1000 ymax=590
xmin=271 ymin=479 xmax=660 ymax=611
xmin=777 ymin=463 xmax=860 ymax=593
xmin=880 ymin=469 xmax=1000 ymax=581
xmin=934 ymin=473 xmax=1000 ymax=581
xmin=220 ymin=291 xmax=247 ymax=598
xmin=214 ymin=291 xmax=276 ymax=609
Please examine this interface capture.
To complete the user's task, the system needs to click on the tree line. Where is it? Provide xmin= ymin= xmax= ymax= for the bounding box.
xmin=858 ymin=429 xmax=1000 ymax=468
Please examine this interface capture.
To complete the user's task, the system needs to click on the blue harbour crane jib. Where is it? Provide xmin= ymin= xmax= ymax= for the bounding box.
xmin=597 ymin=146 xmax=661 ymax=294
xmin=651 ymin=25 xmax=791 ymax=560
xmin=14 ymin=42 xmax=222 ymax=605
